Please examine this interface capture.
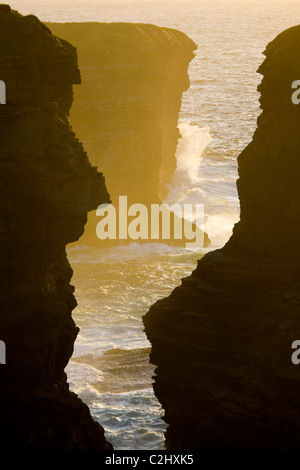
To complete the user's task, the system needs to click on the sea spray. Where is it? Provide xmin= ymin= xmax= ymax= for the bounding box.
xmin=165 ymin=121 xmax=211 ymax=209
xmin=204 ymin=208 xmax=240 ymax=246
xmin=165 ymin=121 xmax=240 ymax=246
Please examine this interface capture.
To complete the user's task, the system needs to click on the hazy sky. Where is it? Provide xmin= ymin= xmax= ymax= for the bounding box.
xmin=8 ymin=0 xmax=296 ymax=23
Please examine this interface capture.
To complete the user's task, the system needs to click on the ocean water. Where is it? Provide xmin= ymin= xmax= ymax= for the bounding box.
xmin=9 ymin=0 xmax=300 ymax=449
xmin=66 ymin=243 xmax=203 ymax=449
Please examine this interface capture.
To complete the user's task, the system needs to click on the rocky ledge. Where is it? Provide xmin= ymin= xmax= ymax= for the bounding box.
xmin=143 ymin=25 xmax=300 ymax=450
xmin=0 ymin=5 xmax=111 ymax=449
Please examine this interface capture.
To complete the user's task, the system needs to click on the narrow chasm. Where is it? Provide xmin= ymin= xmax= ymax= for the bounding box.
xmin=47 ymin=22 xmax=203 ymax=449
xmin=0 ymin=6 xmax=205 ymax=451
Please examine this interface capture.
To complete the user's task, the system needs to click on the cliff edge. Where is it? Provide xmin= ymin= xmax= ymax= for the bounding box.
xmin=143 ymin=25 xmax=300 ymax=450
xmin=0 ymin=5 xmax=111 ymax=449
xmin=48 ymin=22 xmax=208 ymax=248
xmin=48 ymin=22 xmax=195 ymax=206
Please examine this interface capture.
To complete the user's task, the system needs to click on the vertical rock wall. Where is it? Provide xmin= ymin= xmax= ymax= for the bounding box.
xmin=143 ymin=25 xmax=300 ymax=450
xmin=0 ymin=5 xmax=111 ymax=449
xmin=48 ymin=22 xmax=196 ymax=205
xmin=48 ymin=23 xmax=200 ymax=246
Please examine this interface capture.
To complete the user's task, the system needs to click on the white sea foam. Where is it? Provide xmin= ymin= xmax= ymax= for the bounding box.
xmin=76 ymin=385 xmax=102 ymax=404
xmin=165 ymin=121 xmax=211 ymax=209
xmin=165 ymin=121 xmax=240 ymax=246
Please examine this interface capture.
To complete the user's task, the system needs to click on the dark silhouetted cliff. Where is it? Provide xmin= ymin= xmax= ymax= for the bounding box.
xmin=143 ymin=25 xmax=300 ymax=450
xmin=0 ymin=5 xmax=111 ymax=449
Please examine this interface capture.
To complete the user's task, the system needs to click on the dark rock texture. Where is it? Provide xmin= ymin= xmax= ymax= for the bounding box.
xmin=47 ymin=23 xmax=209 ymax=247
xmin=143 ymin=25 xmax=300 ymax=450
xmin=0 ymin=5 xmax=111 ymax=449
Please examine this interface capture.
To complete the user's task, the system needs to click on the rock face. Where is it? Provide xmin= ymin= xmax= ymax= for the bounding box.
xmin=0 ymin=6 xmax=111 ymax=449
xmin=47 ymin=23 xmax=208 ymax=247
xmin=48 ymin=22 xmax=195 ymax=206
xmin=143 ymin=25 xmax=300 ymax=450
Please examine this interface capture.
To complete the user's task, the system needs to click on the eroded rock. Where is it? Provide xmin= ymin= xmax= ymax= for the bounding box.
xmin=143 ymin=25 xmax=300 ymax=450
xmin=0 ymin=5 xmax=111 ymax=449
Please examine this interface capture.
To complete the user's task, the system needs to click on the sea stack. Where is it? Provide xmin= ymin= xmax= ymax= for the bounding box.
xmin=0 ymin=6 xmax=111 ymax=449
xmin=48 ymin=22 xmax=209 ymax=248
xmin=143 ymin=25 xmax=300 ymax=450
xmin=48 ymin=22 xmax=196 ymax=206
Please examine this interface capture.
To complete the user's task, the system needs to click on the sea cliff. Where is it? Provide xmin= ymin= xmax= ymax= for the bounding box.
xmin=0 ymin=5 xmax=111 ymax=449
xmin=143 ymin=25 xmax=300 ymax=450
xmin=48 ymin=22 xmax=208 ymax=247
